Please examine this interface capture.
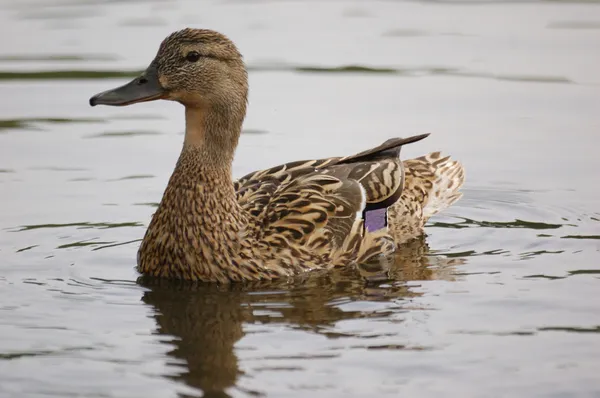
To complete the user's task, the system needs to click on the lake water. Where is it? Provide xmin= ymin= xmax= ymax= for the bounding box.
xmin=1 ymin=0 xmax=600 ymax=397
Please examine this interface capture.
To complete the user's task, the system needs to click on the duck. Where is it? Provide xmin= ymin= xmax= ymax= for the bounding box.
xmin=89 ymin=28 xmax=465 ymax=283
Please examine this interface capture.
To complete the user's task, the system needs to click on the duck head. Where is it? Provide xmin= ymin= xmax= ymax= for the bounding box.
xmin=89 ymin=28 xmax=248 ymax=113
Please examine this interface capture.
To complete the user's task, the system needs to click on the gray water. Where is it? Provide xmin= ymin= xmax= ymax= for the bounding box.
xmin=1 ymin=0 xmax=600 ymax=397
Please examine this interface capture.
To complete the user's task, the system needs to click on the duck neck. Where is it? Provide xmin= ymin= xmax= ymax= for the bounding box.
xmin=183 ymin=106 xmax=241 ymax=168
xmin=166 ymin=105 xmax=244 ymax=207
xmin=139 ymin=104 xmax=250 ymax=281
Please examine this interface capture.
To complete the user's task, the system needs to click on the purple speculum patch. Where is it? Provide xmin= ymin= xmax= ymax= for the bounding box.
xmin=364 ymin=208 xmax=387 ymax=232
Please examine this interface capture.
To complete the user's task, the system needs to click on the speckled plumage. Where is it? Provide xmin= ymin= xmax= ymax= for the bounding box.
xmin=91 ymin=28 xmax=465 ymax=283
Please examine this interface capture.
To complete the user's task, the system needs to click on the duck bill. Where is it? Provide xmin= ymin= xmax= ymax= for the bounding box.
xmin=89 ymin=64 xmax=165 ymax=107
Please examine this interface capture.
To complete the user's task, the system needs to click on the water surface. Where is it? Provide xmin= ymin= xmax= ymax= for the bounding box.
xmin=1 ymin=0 xmax=599 ymax=397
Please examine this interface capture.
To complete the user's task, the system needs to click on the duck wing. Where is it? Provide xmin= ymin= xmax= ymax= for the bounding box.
xmin=234 ymin=133 xmax=430 ymax=216
xmin=234 ymin=134 xmax=429 ymax=259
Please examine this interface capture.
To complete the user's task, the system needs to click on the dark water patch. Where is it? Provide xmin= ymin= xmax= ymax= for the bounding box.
xmin=538 ymin=326 xmax=600 ymax=334
xmin=568 ymin=269 xmax=600 ymax=276
xmin=109 ymin=174 xmax=154 ymax=181
xmin=66 ymin=278 xmax=98 ymax=288
xmin=494 ymin=74 xmax=572 ymax=84
xmin=320 ymin=331 xmax=396 ymax=339
xmin=562 ymin=235 xmax=600 ymax=240
xmin=0 ymin=54 xmax=117 ymax=62
xmin=0 ymin=346 xmax=94 ymax=360
xmin=22 ymin=279 xmax=46 ymax=286
xmin=441 ymin=250 xmax=476 ymax=258
xmin=88 ymin=277 xmax=138 ymax=287
xmin=459 ymin=325 xmax=600 ymax=336
xmin=257 ymin=353 xmax=340 ymax=361
xmin=440 ymin=249 xmax=509 ymax=258
xmin=523 ymin=269 xmax=600 ymax=280
xmin=455 ymin=330 xmax=537 ymax=337
xmin=16 ymin=245 xmax=38 ymax=253
xmin=520 ymin=250 xmax=564 ymax=259
xmin=365 ymin=344 xmax=432 ymax=351
xmin=430 ymin=217 xmax=566 ymax=230
xmin=242 ymin=129 xmax=269 ymax=135
xmin=92 ymin=239 xmax=142 ymax=251
xmin=68 ymin=177 xmax=94 ymax=182
xmin=57 ymin=239 xmax=116 ymax=249
xmin=86 ymin=130 xmax=162 ymax=138
xmin=295 ymin=65 xmax=399 ymax=74
xmin=453 ymin=271 xmax=502 ymax=276
xmin=0 ymin=169 xmax=15 ymax=173
xmin=0 ymin=117 xmax=103 ymax=132
xmin=247 ymin=62 xmax=406 ymax=74
xmin=547 ymin=20 xmax=600 ymax=30
xmin=21 ymin=325 xmax=68 ymax=331
xmin=0 ymin=70 xmax=141 ymax=80
xmin=523 ymin=274 xmax=567 ymax=280
xmin=253 ymin=366 xmax=304 ymax=372
xmin=133 ymin=202 xmax=159 ymax=208
xmin=13 ymin=221 xmax=143 ymax=232
xmin=479 ymin=249 xmax=509 ymax=256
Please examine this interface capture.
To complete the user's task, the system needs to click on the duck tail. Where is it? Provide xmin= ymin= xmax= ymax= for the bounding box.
xmin=388 ymin=152 xmax=465 ymax=245
xmin=407 ymin=152 xmax=465 ymax=221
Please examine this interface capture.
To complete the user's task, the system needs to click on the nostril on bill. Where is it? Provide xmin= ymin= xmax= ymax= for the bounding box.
xmin=138 ymin=77 xmax=148 ymax=85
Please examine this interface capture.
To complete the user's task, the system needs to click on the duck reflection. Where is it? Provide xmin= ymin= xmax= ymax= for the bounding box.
xmin=139 ymin=236 xmax=464 ymax=397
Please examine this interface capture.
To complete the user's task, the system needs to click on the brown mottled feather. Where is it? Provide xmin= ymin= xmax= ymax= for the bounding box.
xmin=388 ymin=152 xmax=465 ymax=245
xmin=90 ymin=28 xmax=465 ymax=283
xmin=235 ymin=134 xmax=431 ymax=211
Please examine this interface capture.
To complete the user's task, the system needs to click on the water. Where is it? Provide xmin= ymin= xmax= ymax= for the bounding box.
xmin=1 ymin=0 xmax=599 ymax=397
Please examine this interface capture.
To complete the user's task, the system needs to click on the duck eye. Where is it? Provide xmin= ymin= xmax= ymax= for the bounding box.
xmin=186 ymin=51 xmax=200 ymax=63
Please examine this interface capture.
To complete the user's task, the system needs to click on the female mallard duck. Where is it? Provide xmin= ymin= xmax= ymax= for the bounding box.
xmin=89 ymin=28 xmax=465 ymax=283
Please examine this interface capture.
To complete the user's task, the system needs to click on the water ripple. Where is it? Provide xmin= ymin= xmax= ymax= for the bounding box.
xmin=12 ymin=221 xmax=143 ymax=232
